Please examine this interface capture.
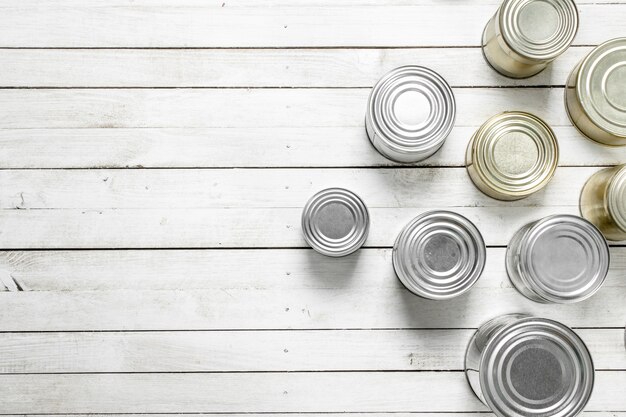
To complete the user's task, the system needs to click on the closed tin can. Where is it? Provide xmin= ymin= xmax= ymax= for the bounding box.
xmin=365 ymin=66 xmax=456 ymax=163
xmin=466 ymin=314 xmax=594 ymax=417
xmin=301 ymin=188 xmax=369 ymax=257
xmin=580 ymin=164 xmax=626 ymax=241
xmin=482 ymin=0 xmax=579 ymax=78
xmin=506 ymin=215 xmax=610 ymax=303
xmin=393 ymin=211 xmax=486 ymax=300
xmin=565 ymin=38 xmax=626 ymax=146
xmin=466 ymin=112 xmax=559 ymax=200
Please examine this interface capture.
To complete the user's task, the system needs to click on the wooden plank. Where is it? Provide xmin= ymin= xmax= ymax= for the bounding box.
xmin=1 ymin=126 xmax=624 ymax=169
xmin=0 ymin=88 xmax=579 ymax=129
xmin=0 ymin=47 xmax=593 ymax=88
xmin=0 ymin=414 xmax=620 ymax=417
xmin=1 ymin=248 xmax=624 ymax=292
xmin=0 ymin=329 xmax=621 ymax=373
xmin=0 ymin=4 xmax=623 ymax=47
xmin=0 ymin=372 xmax=624 ymax=414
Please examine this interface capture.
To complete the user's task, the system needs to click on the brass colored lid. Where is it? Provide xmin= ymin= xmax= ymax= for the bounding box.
xmin=608 ymin=165 xmax=626 ymax=232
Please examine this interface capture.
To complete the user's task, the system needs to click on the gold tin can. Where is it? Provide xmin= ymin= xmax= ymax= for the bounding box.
xmin=565 ymin=38 xmax=626 ymax=146
xmin=580 ymin=164 xmax=626 ymax=241
xmin=482 ymin=0 xmax=579 ymax=78
xmin=466 ymin=112 xmax=559 ymax=201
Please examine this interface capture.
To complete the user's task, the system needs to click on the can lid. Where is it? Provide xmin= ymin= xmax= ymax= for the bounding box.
xmin=393 ymin=211 xmax=486 ymax=300
xmin=366 ymin=66 xmax=455 ymax=160
xmin=302 ymin=188 xmax=369 ymax=257
xmin=608 ymin=165 xmax=626 ymax=232
xmin=480 ymin=317 xmax=594 ymax=417
xmin=576 ymin=38 xmax=626 ymax=138
xmin=470 ymin=112 xmax=559 ymax=198
xmin=517 ymin=215 xmax=610 ymax=303
xmin=499 ymin=0 xmax=578 ymax=60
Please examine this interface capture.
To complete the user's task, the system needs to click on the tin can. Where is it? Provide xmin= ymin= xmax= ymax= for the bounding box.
xmin=301 ymin=188 xmax=369 ymax=257
xmin=506 ymin=215 xmax=609 ymax=303
xmin=466 ymin=314 xmax=594 ymax=417
xmin=565 ymin=38 xmax=626 ymax=146
xmin=466 ymin=112 xmax=559 ymax=200
xmin=393 ymin=211 xmax=486 ymax=300
xmin=482 ymin=0 xmax=578 ymax=78
xmin=365 ymin=66 xmax=456 ymax=163
xmin=580 ymin=164 xmax=626 ymax=241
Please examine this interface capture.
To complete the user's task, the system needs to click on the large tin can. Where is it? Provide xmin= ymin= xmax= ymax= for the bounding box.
xmin=580 ymin=164 xmax=626 ymax=241
xmin=565 ymin=38 xmax=626 ymax=146
xmin=365 ymin=66 xmax=456 ymax=163
xmin=466 ymin=112 xmax=559 ymax=200
xmin=482 ymin=0 xmax=578 ymax=78
xmin=466 ymin=314 xmax=594 ymax=417
xmin=393 ymin=211 xmax=486 ymax=300
xmin=302 ymin=188 xmax=369 ymax=257
xmin=506 ymin=215 xmax=609 ymax=303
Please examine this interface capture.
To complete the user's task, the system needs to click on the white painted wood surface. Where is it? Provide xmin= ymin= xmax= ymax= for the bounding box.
xmin=0 ymin=1 xmax=624 ymax=415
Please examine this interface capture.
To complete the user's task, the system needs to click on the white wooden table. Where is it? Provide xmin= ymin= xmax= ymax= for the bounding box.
xmin=0 ymin=1 xmax=625 ymax=414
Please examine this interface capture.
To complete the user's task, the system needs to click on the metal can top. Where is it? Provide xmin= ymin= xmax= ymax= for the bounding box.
xmin=499 ymin=0 xmax=578 ymax=60
xmin=513 ymin=214 xmax=610 ymax=303
xmin=301 ymin=188 xmax=369 ymax=257
xmin=480 ymin=317 xmax=594 ymax=417
xmin=574 ymin=38 xmax=626 ymax=139
xmin=608 ymin=165 xmax=626 ymax=232
xmin=366 ymin=66 xmax=455 ymax=161
xmin=469 ymin=112 xmax=559 ymax=198
xmin=393 ymin=211 xmax=486 ymax=300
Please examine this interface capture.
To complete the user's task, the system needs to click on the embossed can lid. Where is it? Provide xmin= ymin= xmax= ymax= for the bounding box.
xmin=608 ymin=164 xmax=626 ymax=232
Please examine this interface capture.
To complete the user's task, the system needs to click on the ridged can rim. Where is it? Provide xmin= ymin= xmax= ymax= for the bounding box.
xmin=575 ymin=38 xmax=626 ymax=138
xmin=507 ymin=214 xmax=610 ymax=303
xmin=301 ymin=188 xmax=369 ymax=257
xmin=480 ymin=317 xmax=594 ymax=417
xmin=499 ymin=0 xmax=578 ymax=60
xmin=469 ymin=111 xmax=559 ymax=197
xmin=366 ymin=65 xmax=456 ymax=163
xmin=608 ymin=165 xmax=626 ymax=232
xmin=392 ymin=210 xmax=486 ymax=300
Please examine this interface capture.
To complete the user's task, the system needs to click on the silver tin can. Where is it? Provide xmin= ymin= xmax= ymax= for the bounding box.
xmin=393 ymin=211 xmax=486 ymax=300
xmin=466 ymin=314 xmax=594 ymax=417
xmin=580 ymin=164 xmax=626 ymax=241
xmin=565 ymin=38 xmax=626 ymax=146
xmin=482 ymin=0 xmax=579 ymax=78
xmin=301 ymin=188 xmax=369 ymax=257
xmin=506 ymin=215 xmax=610 ymax=303
xmin=365 ymin=66 xmax=456 ymax=163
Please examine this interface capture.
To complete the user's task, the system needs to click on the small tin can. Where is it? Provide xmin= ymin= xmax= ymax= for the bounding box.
xmin=580 ymin=164 xmax=626 ymax=241
xmin=466 ymin=112 xmax=559 ymax=201
xmin=393 ymin=211 xmax=486 ymax=300
xmin=565 ymin=38 xmax=626 ymax=146
xmin=365 ymin=66 xmax=456 ymax=163
xmin=506 ymin=215 xmax=610 ymax=303
xmin=301 ymin=188 xmax=369 ymax=257
xmin=466 ymin=314 xmax=594 ymax=417
xmin=482 ymin=0 xmax=579 ymax=78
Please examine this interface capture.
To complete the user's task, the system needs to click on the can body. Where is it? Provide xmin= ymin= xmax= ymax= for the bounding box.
xmin=365 ymin=66 xmax=455 ymax=163
xmin=565 ymin=38 xmax=626 ymax=146
xmin=482 ymin=0 xmax=578 ymax=78
xmin=301 ymin=188 xmax=370 ymax=257
xmin=506 ymin=215 xmax=609 ymax=303
xmin=466 ymin=315 xmax=594 ymax=417
xmin=466 ymin=112 xmax=559 ymax=200
xmin=580 ymin=165 xmax=626 ymax=241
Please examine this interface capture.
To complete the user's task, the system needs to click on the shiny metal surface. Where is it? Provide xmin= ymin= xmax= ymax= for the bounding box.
xmin=365 ymin=66 xmax=455 ymax=163
xmin=466 ymin=111 xmax=559 ymax=200
xmin=465 ymin=315 xmax=594 ymax=417
xmin=580 ymin=164 xmax=626 ymax=241
xmin=506 ymin=215 xmax=609 ymax=303
xmin=393 ymin=211 xmax=486 ymax=300
xmin=566 ymin=38 xmax=626 ymax=146
xmin=302 ymin=188 xmax=369 ymax=257
xmin=482 ymin=0 xmax=578 ymax=78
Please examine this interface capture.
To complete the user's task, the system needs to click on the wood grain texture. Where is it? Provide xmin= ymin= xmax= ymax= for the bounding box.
xmin=0 ymin=3 xmax=624 ymax=47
